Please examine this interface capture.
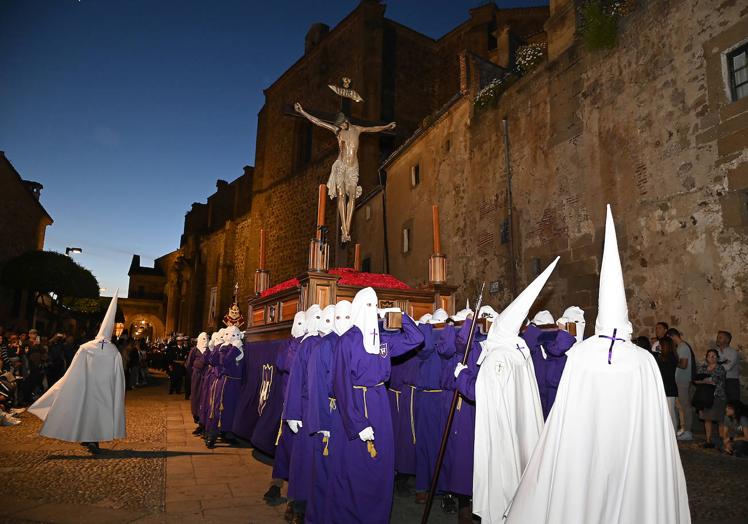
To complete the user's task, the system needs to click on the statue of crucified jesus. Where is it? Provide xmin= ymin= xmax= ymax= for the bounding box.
xmin=294 ymin=102 xmax=396 ymax=243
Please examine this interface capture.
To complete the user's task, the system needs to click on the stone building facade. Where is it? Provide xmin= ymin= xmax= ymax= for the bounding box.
xmin=0 ymin=151 xmax=53 ymax=327
xmin=135 ymin=0 xmax=548 ymax=336
xmin=352 ymin=0 xmax=748 ymax=356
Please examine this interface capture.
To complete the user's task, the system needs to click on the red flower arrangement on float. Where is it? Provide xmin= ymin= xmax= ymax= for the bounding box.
xmin=259 ymin=268 xmax=411 ymax=298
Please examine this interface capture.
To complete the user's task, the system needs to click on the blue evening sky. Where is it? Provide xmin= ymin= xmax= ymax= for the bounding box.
xmin=1 ymin=0 xmax=546 ymax=296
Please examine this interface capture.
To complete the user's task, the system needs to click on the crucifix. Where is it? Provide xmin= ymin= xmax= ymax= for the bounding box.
xmin=291 ymin=77 xmax=396 ymax=243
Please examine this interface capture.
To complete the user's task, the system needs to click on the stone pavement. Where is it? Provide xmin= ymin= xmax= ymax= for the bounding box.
xmin=2 ymin=371 xmax=747 ymax=523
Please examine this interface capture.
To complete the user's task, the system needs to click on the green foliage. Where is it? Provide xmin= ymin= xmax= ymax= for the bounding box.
xmin=2 ymin=250 xmax=100 ymax=300
xmin=580 ymin=1 xmax=620 ymax=51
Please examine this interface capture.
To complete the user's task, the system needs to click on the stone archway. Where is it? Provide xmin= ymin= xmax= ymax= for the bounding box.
xmin=125 ymin=312 xmax=165 ymax=341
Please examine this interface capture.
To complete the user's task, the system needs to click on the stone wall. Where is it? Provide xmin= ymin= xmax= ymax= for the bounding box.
xmin=373 ymin=0 xmax=748 ymax=356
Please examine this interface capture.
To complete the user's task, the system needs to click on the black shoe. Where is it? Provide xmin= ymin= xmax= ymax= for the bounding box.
xmin=263 ymin=485 xmax=285 ymax=506
xmin=291 ymin=513 xmax=305 ymax=524
xmin=206 ymin=439 xmax=216 ymax=449
xmin=395 ymin=475 xmax=411 ymax=498
xmin=84 ymin=442 xmax=100 ymax=454
xmin=192 ymin=425 xmax=204 ymax=436
xmin=283 ymin=503 xmax=294 ymax=522
xmin=441 ymin=494 xmax=457 ymax=514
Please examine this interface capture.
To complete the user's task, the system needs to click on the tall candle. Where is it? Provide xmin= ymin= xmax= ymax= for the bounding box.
xmin=259 ymin=228 xmax=266 ymax=269
xmin=316 ymin=184 xmax=327 ymax=239
xmin=354 ymin=243 xmax=361 ymax=271
xmin=432 ymin=204 xmax=441 ymax=253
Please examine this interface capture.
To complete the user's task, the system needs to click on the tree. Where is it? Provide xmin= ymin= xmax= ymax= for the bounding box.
xmin=1 ymin=250 xmax=100 ymax=312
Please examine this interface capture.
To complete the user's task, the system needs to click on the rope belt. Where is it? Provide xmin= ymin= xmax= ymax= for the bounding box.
xmin=328 ymin=397 xmax=337 ymax=412
xmin=388 ymin=388 xmax=401 ymax=412
xmin=322 ymin=434 xmax=330 ymax=456
xmin=457 ymin=396 xmax=463 ymax=411
xmin=353 ymin=382 xmax=384 ymax=458
xmin=408 ymin=385 xmax=417 ymax=445
xmin=422 ymin=389 xmax=443 ymax=393
xmin=275 ymin=419 xmax=283 ymax=446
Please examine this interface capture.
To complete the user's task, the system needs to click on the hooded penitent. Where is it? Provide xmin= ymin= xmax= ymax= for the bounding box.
xmin=319 ymin=304 xmax=336 ymax=336
xmin=351 ymin=288 xmax=380 ymax=355
xmin=557 ymin=306 xmax=586 ymax=343
xmin=29 ymin=291 xmax=127 ymax=442
xmin=471 ymin=259 xmax=558 ymax=523
xmin=224 ymin=325 xmax=245 ymax=361
xmin=334 ymin=300 xmax=353 ymax=336
xmin=530 ymin=310 xmax=555 ymax=326
xmin=429 ymin=308 xmax=449 ymax=324
xmin=196 ymin=332 xmax=208 ymax=353
xmin=303 ymin=305 xmax=323 ymax=340
xmin=291 ymin=311 xmax=307 ymax=339
xmin=505 ymin=205 xmax=690 ymax=524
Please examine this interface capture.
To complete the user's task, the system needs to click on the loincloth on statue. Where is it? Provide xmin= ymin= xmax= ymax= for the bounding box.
xmin=327 ymin=159 xmax=362 ymax=199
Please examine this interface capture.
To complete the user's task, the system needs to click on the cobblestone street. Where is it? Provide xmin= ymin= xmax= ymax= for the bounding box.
xmin=2 ymin=372 xmax=746 ymax=523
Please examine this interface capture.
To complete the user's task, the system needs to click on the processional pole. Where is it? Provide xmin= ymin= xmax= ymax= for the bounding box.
xmin=421 ymin=282 xmax=485 ymax=524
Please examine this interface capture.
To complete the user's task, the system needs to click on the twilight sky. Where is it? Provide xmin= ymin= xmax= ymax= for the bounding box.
xmin=1 ymin=0 xmax=546 ymax=296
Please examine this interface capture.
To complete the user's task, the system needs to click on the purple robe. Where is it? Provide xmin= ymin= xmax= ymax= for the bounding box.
xmin=272 ymin=336 xmax=302 ymax=480
xmin=199 ymin=347 xmax=220 ymax=425
xmin=307 ymin=332 xmax=339 ymax=524
xmin=327 ymin=315 xmax=423 ymax=524
xmin=438 ymin=320 xmax=484 ymax=496
xmin=286 ymin=335 xmax=324 ymax=502
xmin=186 ymin=347 xmax=208 ymax=421
xmin=388 ymin=343 xmax=418 ymax=475
xmin=414 ymin=323 xmax=450 ymax=492
xmin=521 ymin=325 xmax=576 ymax=419
xmin=205 ymin=344 xmax=244 ymax=434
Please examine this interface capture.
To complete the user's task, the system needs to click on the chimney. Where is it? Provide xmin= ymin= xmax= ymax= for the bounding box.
xmin=305 ymin=23 xmax=330 ymax=53
xmin=23 ymin=180 xmax=44 ymax=201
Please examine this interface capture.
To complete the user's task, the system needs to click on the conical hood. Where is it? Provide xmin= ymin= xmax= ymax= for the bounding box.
xmin=488 ymin=257 xmax=559 ymax=340
xmin=594 ymin=205 xmax=632 ymax=339
xmin=96 ymin=290 xmax=119 ymax=341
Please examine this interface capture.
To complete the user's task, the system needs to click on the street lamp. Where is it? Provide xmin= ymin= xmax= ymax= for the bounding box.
xmin=65 ymin=247 xmax=82 ymax=256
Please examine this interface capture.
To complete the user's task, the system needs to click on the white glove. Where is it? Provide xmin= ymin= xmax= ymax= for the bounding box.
xmin=287 ymin=420 xmax=302 ymax=433
xmin=358 ymin=426 xmax=375 ymax=441
xmin=454 ymin=363 xmax=468 ymax=378
xmin=318 ymin=430 xmax=330 ymax=438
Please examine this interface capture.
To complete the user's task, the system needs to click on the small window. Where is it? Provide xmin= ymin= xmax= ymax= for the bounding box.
xmin=361 ymin=257 xmax=372 ymax=273
xmin=728 ymin=44 xmax=748 ymax=102
xmin=410 ymin=164 xmax=420 ymax=187
xmin=402 ymin=228 xmax=410 ymax=253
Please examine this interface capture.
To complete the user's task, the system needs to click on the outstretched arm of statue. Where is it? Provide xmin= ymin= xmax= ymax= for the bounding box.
xmin=359 ymin=121 xmax=396 ymax=134
xmin=294 ymin=102 xmax=339 ymax=133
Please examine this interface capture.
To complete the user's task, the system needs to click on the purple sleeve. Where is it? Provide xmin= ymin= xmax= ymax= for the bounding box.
xmin=522 ymin=324 xmax=543 ymax=358
xmin=284 ymin=340 xmax=308 ymax=421
xmin=307 ymin=337 xmax=334 ymax=433
xmin=456 ymin=320 xmax=474 ymax=351
xmin=436 ymin=325 xmax=457 ymax=358
xmin=185 ymin=348 xmax=197 ymax=373
xmin=556 ymin=330 xmax=577 ymax=353
xmin=332 ymin=330 xmax=370 ymax=440
xmin=384 ymin=314 xmax=425 ymax=358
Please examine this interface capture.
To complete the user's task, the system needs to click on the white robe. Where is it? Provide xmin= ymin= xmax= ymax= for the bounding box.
xmin=505 ymin=338 xmax=690 ymax=524
xmin=473 ymin=339 xmax=544 ymax=523
xmin=28 ymin=340 xmax=126 ymax=442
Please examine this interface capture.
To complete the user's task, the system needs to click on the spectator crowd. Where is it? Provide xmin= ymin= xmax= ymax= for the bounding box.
xmin=0 ymin=326 xmax=180 ymax=427
xmin=635 ymin=323 xmax=746 ymax=455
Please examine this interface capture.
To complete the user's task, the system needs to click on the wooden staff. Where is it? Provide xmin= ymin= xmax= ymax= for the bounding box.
xmin=316 ymin=184 xmax=327 ymax=240
xmin=259 ymin=228 xmax=266 ymax=269
xmin=432 ymin=204 xmax=441 ymax=254
xmin=354 ymin=243 xmax=361 ymax=271
xmin=421 ymin=282 xmax=485 ymax=524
